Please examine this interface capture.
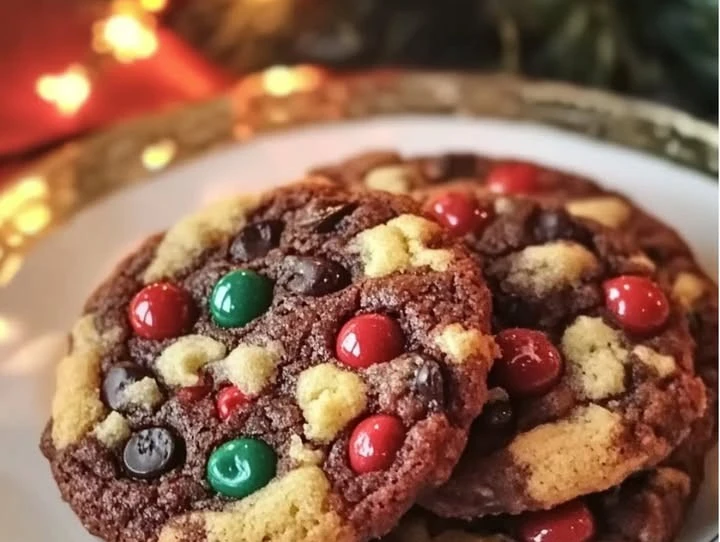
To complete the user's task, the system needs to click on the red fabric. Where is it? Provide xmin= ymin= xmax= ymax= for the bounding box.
xmin=0 ymin=0 xmax=230 ymax=165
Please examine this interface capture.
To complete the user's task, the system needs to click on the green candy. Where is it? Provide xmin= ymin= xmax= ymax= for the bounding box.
xmin=209 ymin=269 xmax=273 ymax=328
xmin=207 ymin=438 xmax=277 ymax=499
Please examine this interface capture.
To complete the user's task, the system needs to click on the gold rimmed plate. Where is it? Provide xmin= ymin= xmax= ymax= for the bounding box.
xmin=0 ymin=70 xmax=716 ymax=541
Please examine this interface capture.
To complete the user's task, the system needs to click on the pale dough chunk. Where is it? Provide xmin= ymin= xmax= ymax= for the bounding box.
xmin=672 ymin=272 xmax=707 ymax=309
xmin=287 ymin=434 xmax=325 ymax=467
xmin=144 ymin=194 xmax=260 ymax=282
xmin=120 ymin=377 xmax=163 ymax=410
xmin=364 ymin=165 xmax=414 ymax=194
xmin=158 ymin=467 xmax=356 ymax=542
xmin=296 ymin=363 xmax=367 ymax=443
xmin=627 ymin=253 xmax=657 ymax=272
xmin=355 ymin=214 xmax=453 ymax=277
xmin=561 ymin=316 xmax=628 ymax=400
xmin=565 ymin=197 xmax=632 ymax=228
xmin=504 ymin=241 xmax=599 ymax=297
xmin=212 ymin=343 xmax=283 ymax=395
xmin=156 ymin=335 xmax=227 ymax=387
xmin=632 ymin=345 xmax=677 ymax=377
xmin=434 ymin=324 xmax=497 ymax=364
xmin=509 ymin=404 xmax=646 ymax=505
xmin=94 ymin=411 xmax=131 ymax=448
xmin=51 ymin=315 xmax=119 ymax=449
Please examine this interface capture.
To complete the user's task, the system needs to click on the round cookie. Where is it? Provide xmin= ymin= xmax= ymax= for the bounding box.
xmin=311 ymin=152 xmax=712 ymax=517
xmin=40 ymin=180 xmax=498 ymax=542
xmin=382 ymin=444 xmax=708 ymax=542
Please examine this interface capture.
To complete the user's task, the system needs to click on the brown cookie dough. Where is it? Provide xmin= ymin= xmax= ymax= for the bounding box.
xmin=382 ymin=447 xmax=705 ymax=542
xmin=312 ymin=151 xmax=714 ymax=517
xmin=40 ymin=180 xmax=497 ymax=542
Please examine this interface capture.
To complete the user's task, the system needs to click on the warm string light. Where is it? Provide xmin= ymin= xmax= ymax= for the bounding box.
xmin=140 ymin=0 xmax=167 ymax=13
xmin=35 ymin=0 xmax=168 ymax=115
xmin=93 ymin=1 xmax=159 ymax=63
xmin=35 ymin=65 xmax=92 ymax=116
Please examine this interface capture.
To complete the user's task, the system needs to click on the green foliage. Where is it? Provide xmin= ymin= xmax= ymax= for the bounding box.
xmin=167 ymin=0 xmax=718 ymax=119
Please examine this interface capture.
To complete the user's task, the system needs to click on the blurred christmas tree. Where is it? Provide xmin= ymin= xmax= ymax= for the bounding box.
xmin=166 ymin=0 xmax=718 ymax=119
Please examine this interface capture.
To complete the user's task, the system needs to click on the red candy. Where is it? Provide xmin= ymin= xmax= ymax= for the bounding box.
xmin=349 ymin=414 xmax=405 ymax=474
xmin=426 ymin=191 xmax=495 ymax=237
xmin=336 ymin=314 xmax=405 ymax=369
xmin=517 ymin=500 xmax=596 ymax=542
xmin=129 ymin=282 xmax=194 ymax=340
xmin=216 ymin=386 xmax=249 ymax=420
xmin=486 ymin=162 xmax=540 ymax=195
xmin=603 ymin=275 xmax=670 ymax=335
xmin=493 ymin=328 xmax=562 ymax=397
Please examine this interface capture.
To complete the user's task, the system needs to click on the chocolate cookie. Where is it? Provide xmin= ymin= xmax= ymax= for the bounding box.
xmin=383 ymin=452 xmax=706 ymax=542
xmin=382 ymin=381 xmax=715 ymax=542
xmin=40 ymin=180 xmax=498 ymax=542
xmin=311 ymin=152 xmax=714 ymax=517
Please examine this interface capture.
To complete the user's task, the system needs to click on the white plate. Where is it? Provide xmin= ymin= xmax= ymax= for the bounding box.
xmin=0 ymin=116 xmax=716 ymax=541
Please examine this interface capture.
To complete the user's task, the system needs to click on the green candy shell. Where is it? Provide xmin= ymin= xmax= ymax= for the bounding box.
xmin=209 ymin=269 xmax=273 ymax=328
xmin=207 ymin=437 xmax=277 ymax=499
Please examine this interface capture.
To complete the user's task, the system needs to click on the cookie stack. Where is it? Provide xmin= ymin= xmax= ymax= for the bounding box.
xmin=40 ymin=151 xmax=716 ymax=542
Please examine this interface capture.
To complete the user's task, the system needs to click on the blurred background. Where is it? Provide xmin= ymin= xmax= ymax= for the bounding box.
xmin=0 ymin=0 xmax=717 ymax=180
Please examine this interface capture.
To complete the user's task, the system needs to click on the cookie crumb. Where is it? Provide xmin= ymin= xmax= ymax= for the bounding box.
xmin=94 ymin=411 xmax=130 ymax=448
xmin=288 ymin=434 xmax=325 ymax=467
xmin=632 ymin=345 xmax=676 ymax=377
xmin=566 ymin=197 xmax=631 ymax=228
xmin=364 ymin=165 xmax=414 ymax=194
xmin=562 ymin=316 xmax=628 ymax=400
xmin=672 ymin=272 xmax=707 ymax=309
xmin=213 ymin=342 xmax=283 ymax=395
xmin=434 ymin=324 xmax=497 ymax=364
xmin=120 ymin=377 xmax=163 ymax=410
xmin=355 ymin=214 xmax=452 ymax=277
xmin=504 ymin=241 xmax=599 ymax=297
xmin=156 ymin=335 xmax=227 ymax=387
xmin=297 ymin=363 xmax=367 ymax=443
xmin=628 ymin=253 xmax=657 ymax=272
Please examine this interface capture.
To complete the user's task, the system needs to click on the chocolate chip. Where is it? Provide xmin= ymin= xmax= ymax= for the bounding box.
xmin=687 ymin=310 xmax=703 ymax=336
xmin=102 ymin=363 xmax=151 ymax=411
xmin=230 ymin=220 xmax=284 ymax=262
xmin=123 ymin=427 xmax=182 ymax=479
xmin=533 ymin=209 xmax=591 ymax=245
xmin=427 ymin=153 xmax=478 ymax=180
xmin=282 ymin=256 xmax=350 ymax=296
xmin=645 ymin=245 xmax=668 ymax=263
xmin=300 ymin=203 xmax=358 ymax=233
xmin=480 ymin=400 xmax=514 ymax=429
xmin=412 ymin=360 xmax=445 ymax=409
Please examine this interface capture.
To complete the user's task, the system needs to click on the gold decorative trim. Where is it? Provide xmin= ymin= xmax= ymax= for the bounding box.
xmin=1 ymin=69 xmax=717 ymax=285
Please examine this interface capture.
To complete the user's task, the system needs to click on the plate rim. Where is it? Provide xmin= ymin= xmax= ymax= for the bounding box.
xmin=0 ymin=89 xmax=716 ymax=541
xmin=0 ymin=69 xmax=718 ymax=287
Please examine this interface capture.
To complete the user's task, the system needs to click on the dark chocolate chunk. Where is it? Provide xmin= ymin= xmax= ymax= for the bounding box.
xmin=428 ymin=153 xmax=478 ymax=180
xmin=480 ymin=400 xmax=514 ymax=430
xmin=230 ymin=220 xmax=284 ymax=262
xmin=412 ymin=360 xmax=445 ymax=409
xmin=532 ymin=209 xmax=590 ymax=244
xmin=282 ymin=256 xmax=350 ymax=296
xmin=123 ymin=427 xmax=182 ymax=479
xmin=102 ymin=363 xmax=152 ymax=411
xmin=299 ymin=203 xmax=358 ymax=233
